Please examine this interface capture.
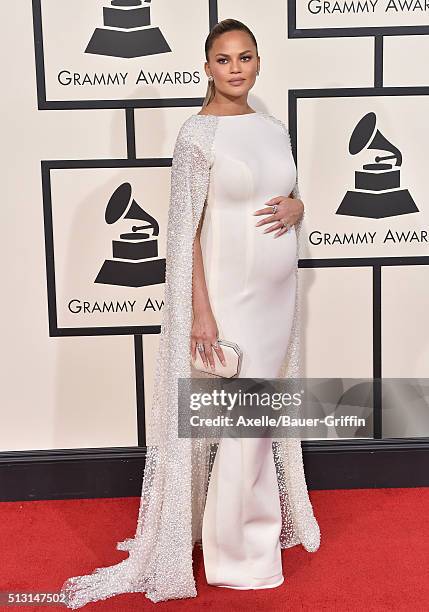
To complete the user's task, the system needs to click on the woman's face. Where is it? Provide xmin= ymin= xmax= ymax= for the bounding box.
xmin=206 ymin=30 xmax=259 ymax=99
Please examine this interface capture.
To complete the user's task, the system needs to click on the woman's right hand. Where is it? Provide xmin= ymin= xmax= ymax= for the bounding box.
xmin=191 ymin=309 xmax=226 ymax=370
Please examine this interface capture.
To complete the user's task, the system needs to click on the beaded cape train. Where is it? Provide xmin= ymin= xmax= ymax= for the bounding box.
xmin=60 ymin=112 xmax=320 ymax=608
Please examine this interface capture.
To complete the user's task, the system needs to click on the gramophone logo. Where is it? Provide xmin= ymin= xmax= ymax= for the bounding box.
xmin=85 ymin=0 xmax=171 ymax=58
xmin=95 ymin=182 xmax=166 ymax=287
xmin=336 ymin=112 xmax=418 ymax=219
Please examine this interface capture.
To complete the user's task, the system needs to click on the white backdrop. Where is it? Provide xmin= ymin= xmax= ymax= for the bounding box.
xmin=2 ymin=0 xmax=428 ymax=452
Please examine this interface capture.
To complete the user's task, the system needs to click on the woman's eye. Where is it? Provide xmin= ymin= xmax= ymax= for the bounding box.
xmin=217 ymin=56 xmax=252 ymax=64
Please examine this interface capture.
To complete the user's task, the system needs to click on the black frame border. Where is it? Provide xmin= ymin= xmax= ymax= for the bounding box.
xmin=41 ymin=157 xmax=172 ymax=338
xmin=32 ymin=0 xmax=219 ymax=110
xmin=1 ymin=438 xmax=428 ymax=502
xmin=290 ymin=85 xmax=429 ymax=446
xmin=288 ymin=0 xmax=429 ymax=39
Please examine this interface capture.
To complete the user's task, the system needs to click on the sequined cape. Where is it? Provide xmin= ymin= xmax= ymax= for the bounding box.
xmin=60 ymin=111 xmax=321 ymax=608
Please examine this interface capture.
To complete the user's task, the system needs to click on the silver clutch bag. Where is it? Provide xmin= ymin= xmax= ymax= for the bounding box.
xmin=191 ymin=338 xmax=243 ymax=378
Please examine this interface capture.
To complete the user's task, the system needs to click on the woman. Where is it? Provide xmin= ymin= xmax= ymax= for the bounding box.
xmin=61 ymin=18 xmax=320 ymax=608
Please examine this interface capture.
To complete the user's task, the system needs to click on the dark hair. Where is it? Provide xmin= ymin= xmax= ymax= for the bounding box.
xmin=202 ymin=19 xmax=258 ymax=107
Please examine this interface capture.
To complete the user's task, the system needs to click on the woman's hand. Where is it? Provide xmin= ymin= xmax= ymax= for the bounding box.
xmin=253 ymin=195 xmax=304 ymax=238
xmin=191 ymin=308 xmax=226 ymax=370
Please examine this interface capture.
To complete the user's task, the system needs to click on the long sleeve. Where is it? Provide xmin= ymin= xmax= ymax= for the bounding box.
xmin=160 ymin=119 xmax=212 ymax=337
xmin=60 ymin=119 xmax=217 ymax=607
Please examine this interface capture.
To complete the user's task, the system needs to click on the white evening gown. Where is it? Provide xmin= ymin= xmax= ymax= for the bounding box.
xmin=60 ymin=111 xmax=319 ymax=608
xmin=197 ymin=112 xmax=297 ymax=589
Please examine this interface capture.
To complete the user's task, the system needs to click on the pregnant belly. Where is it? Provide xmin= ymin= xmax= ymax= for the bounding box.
xmin=199 ymin=212 xmax=297 ymax=376
xmin=251 ymin=223 xmax=297 ymax=286
xmin=200 ymin=208 xmax=297 ymax=296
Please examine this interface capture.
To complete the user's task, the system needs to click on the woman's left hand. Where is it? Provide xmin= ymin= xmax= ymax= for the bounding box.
xmin=253 ymin=195 xmax=304 ymax=238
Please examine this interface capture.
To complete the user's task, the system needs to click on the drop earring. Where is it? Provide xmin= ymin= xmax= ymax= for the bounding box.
xmin=208 ymin=75 xmax=214 ymax=81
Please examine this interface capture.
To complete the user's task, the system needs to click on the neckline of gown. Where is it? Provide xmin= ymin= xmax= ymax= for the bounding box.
xmin=194 ymin=111 xmax=260 ymax=118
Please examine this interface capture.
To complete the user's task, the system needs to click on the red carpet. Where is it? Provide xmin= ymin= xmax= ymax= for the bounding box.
xmin=3 ymin=488 xmax=428 ymax=611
